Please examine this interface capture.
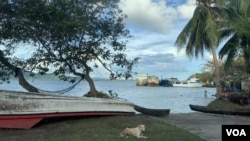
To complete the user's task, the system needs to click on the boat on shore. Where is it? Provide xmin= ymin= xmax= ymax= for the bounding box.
xmin=173 ymin=78 xmax=203 ymax=88
xmin=134 ymin=105 xmax=170 ymax=117
xmin=189 ymin=104 xmax=250 ymax=116
xmin=0 ymin=89 xmax=135 ymax=129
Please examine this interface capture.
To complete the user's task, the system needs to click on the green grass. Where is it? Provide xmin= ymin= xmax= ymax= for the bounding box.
xmin=43 ymin=116 xmax=204 ymax=141
xmin=0 ymin=115 xmax=205 ymax=141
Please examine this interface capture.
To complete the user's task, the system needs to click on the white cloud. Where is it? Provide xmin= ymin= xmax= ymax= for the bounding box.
xmin=177 ymin=0 xmax=196 ymax=19
xmin=119 ymin=0 xmax=178 ymax=33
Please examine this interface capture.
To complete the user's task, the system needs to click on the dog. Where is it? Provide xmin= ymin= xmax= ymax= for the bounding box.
xmin=119 ymin=124 xmax=147 ymax=138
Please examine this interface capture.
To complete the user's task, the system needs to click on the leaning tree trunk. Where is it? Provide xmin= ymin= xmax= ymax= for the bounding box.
xmin=211 ymin=45 xmax=221 ymax=97
xmin=0 ymin=50 xmax=39 ymax=92
xmin=16 ymin=68 xmax=39 ymax=92
xmin=84 ymin=71 xmax=98 ymax=97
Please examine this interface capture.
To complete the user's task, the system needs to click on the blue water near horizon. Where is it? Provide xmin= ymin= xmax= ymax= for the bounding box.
xmin=0 ymin=79 xmax=216 ymax=113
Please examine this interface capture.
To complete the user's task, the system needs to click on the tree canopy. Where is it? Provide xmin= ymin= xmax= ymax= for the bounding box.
xmin=0 ymin=0 xmax=139 ymax=97
xmin=175 ymin=0 xmax=221 ymax=95
xmin=217 ymin=0 xmax=250 ymax=73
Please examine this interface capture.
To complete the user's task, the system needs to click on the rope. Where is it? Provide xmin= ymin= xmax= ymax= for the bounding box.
xmin=37 ymin=78 xmax=83 ymax=94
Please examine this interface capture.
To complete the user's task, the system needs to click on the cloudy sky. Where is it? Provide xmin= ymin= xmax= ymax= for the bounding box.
xmin=1 ymin=0 xmax=216 ymax=80
xmin=115 ymin=0 xmax=213 ymax=80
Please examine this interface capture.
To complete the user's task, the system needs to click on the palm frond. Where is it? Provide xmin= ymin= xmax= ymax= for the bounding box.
xmin=175 ymin=4 xmax=219 ymax=59
xmin=219 ymin=34 xmax=239 ymax=71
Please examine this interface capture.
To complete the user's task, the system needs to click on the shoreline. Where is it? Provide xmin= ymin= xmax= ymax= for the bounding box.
xmin=153 ymin=112 xmax=250 ymax=141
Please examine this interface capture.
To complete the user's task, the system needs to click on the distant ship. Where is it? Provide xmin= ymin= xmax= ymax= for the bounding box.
xmin=172 ymin=77 xmax=203 ymax=88
xmin=159 ymin=78 xmax=173 ymax=87
xmin=135 ymin=74 xmax=159 ymax=86
xmin=136 ymin=74 xmax=148 ymax=86
xmin=147 ymin=75 xmax=159 ymax=86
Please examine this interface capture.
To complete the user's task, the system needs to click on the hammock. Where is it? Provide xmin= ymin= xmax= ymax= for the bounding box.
xmin=36 ymin=78 xmax=83 ymax=94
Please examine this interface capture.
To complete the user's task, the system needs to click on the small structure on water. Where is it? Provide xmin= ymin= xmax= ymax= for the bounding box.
xmin=136 ymin=74 xmax=148 ymax=86
xmin=135 ymin=74 xmax=159 ymax=86
xmin=147 ymin=76 xmax=160 ymax=86
xmin=172 ymin=77 xmax=203 ymax=88
xmin=159 ymin=79 xmax=173 ymax=87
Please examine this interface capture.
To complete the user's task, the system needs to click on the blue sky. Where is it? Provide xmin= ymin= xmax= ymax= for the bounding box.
xmin=1 ymin=0 xmax=216 ymax=80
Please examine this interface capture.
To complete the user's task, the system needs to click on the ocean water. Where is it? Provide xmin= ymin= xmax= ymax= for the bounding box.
xmin=0 ymin=79 xmax=216 ymax=113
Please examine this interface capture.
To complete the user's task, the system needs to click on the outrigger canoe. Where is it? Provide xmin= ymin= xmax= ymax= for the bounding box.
xmin=134 ymin=105 xmax=170 ymax=116
xmin=189 ymin=104 xmax=250 ymax=116
xmin=0 ymin=90 xmax=135 ymax=129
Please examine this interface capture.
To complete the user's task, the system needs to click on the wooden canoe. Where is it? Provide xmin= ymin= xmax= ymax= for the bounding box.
xmin=134 ymin=105 xmax=170 ymax=117
xmin=189 ymin=104 xmax=250 ymax=116
xmin=0 ymin=89 xmax=135 ymax=129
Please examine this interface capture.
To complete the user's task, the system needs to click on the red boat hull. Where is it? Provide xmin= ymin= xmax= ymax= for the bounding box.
xmin=0 ymin=112 xmax=134 ymax=129
xmin=0 ymin=90 xmax=135 ymax=129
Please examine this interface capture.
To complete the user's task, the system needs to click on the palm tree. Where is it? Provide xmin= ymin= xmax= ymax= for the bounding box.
xmin=175 ymin=1 xmax=221 ymax=96
xmin=218 ymin=0 xmax=250 ymax=74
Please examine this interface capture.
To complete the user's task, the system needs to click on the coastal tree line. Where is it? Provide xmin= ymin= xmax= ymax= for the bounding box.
xmin=0 ymin=0 xmax=250 ymax=98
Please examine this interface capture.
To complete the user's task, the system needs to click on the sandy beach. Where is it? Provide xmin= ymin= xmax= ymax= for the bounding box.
xmin=154 ymin=112 xmax=250 ymax=141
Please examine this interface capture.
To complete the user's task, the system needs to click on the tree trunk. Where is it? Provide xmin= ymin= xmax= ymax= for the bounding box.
xmin=211 ymin=45 xmax=221 ymax=97
xmin=244 ymin=49 xmax=250 ymax=74
xmin=16 ymin=68 xmax=39 ymax=92
xmin=0 ymin=51 xmax=39 ymax=92
xmin=84 ymin=71 xmax=98 ymax=97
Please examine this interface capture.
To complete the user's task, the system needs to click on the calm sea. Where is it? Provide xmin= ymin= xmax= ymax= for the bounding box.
xmin=0 ymin=79 xmax=216 ymax=113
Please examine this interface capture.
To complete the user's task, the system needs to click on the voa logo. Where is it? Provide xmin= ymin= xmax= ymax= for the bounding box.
xmin=226 ymin=129 xmax=246 ymax=136
xmin=222 ymin=125 xmax=249 ymax=141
